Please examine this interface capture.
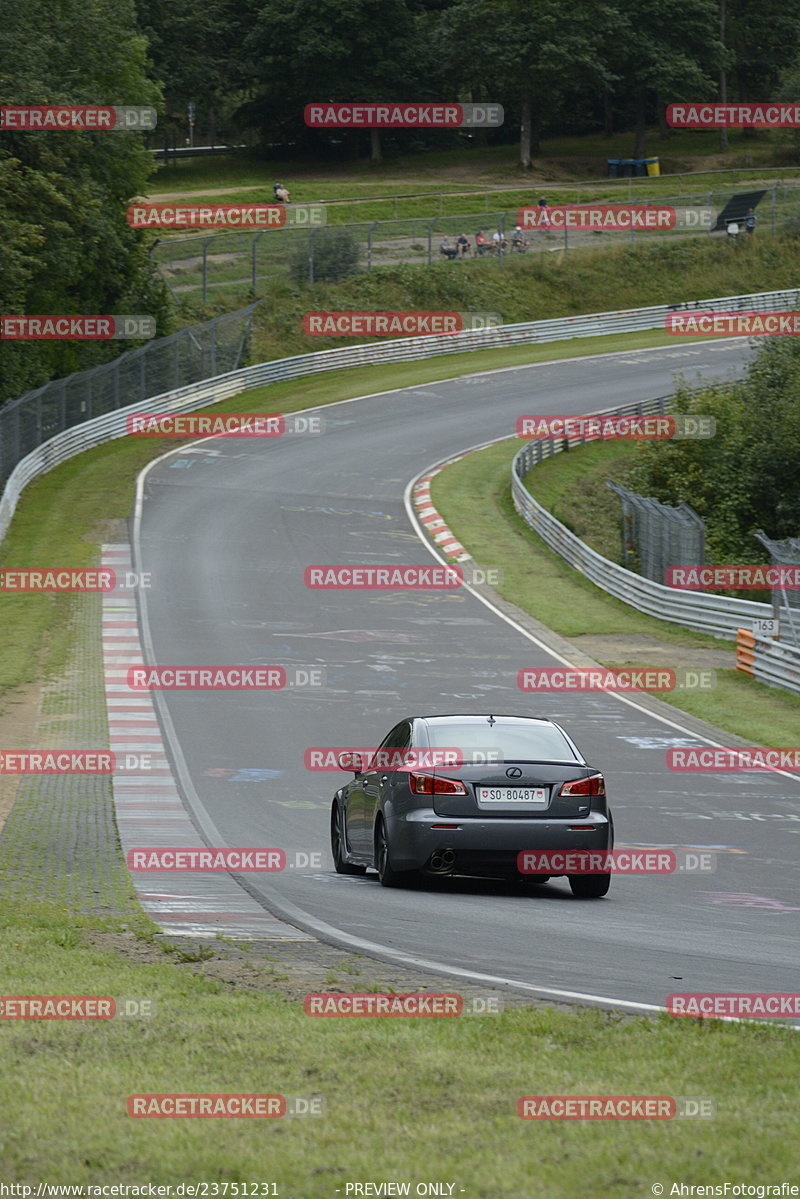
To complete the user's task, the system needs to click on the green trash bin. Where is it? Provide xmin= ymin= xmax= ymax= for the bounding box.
xmin=644 ymin=157 xmax=660 ymax=177
xmin=607 ymin=158 xmax=620 ymax=178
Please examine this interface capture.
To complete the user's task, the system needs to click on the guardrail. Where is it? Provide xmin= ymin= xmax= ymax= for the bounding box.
xmin=736 ymin=628 xmax=800 ymax=697
xmin=511 ymin=396 xmax=772 ymax=640
xmin=1 ymin=287 xmax=798 ymax=554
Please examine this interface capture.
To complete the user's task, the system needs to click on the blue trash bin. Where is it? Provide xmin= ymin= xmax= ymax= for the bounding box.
xmin=607 ymin=158 xmax=620 ymax=178
xmin=620 ymin=159 xmax=636 ymax=177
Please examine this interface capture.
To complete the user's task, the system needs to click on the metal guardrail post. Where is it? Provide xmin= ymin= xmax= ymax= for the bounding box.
xmin=367 ymin=222 xmax=377 ymax=273
xmin=252 ymin=232 xmax=265 ymax=292
xmin=307 ymin=228 xmax=317 ymax=285
xmin=202 ymin=237 xmax=211 ymax=303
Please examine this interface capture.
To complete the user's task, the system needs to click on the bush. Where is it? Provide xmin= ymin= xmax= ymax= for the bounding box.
xmin=289 ymin=227 xmax=360 ymax=284
xmin=625 ymin=338 xmax=800 ymax=562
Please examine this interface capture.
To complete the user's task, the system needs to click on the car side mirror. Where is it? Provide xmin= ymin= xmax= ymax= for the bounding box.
xmin=337 ymin=751 xmax=363 ymax=775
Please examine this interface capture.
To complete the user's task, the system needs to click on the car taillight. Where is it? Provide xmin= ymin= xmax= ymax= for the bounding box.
xmin=558 ymin=774 xmax=605 ymax=797
xmin=409 ymin=772 xmax=467 ymax=796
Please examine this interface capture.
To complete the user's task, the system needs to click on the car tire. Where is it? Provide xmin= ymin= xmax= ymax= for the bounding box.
xmin=375 ymin=817 xmax=409 ymax=888
xmin=331 ymin=802 xmax=367 ymax=876
xmin=569 ymin=873 xmax=611 ymax=899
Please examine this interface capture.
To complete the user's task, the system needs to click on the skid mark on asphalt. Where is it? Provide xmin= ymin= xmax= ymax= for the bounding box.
xmin=101 ymin=544 xmax=311 ymax=942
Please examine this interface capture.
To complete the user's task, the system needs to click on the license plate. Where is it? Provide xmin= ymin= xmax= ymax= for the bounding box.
xmin=477 ymin=787 xmax=547 ymax=805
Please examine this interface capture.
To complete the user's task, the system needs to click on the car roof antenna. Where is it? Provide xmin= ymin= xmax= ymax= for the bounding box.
xmin=487 ymin=714 xmax=496 ymax=725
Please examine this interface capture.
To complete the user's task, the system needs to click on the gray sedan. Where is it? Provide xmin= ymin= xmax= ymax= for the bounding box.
xmin=330 ymin=713 xmax=614 ymax=898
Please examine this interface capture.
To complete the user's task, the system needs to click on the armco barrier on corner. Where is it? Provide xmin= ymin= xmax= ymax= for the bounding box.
xmin=1 ymin=286 xmax=797 ymax=547
xmin=512 ymin=409 xmax=800 ymax=699
xmin=511 ymin=400 xmax=770 ymax=642
xmin=735 ymin=628 xmax=800 ymax=697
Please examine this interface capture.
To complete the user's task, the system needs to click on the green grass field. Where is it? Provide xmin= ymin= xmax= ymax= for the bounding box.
xmin=2 ymin=904 xmax=799 ymax=1188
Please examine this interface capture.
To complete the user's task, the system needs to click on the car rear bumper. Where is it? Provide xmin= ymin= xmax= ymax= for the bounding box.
xmin=384 ymin=808 xmax=612 ymax=875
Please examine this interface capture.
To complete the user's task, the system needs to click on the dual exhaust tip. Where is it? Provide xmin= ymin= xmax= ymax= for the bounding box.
xmin=428 ymin=847 xmax=456 ymax=874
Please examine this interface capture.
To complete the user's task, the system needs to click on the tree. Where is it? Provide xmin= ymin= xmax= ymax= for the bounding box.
xmin=627 ymin=339 xmax=800 ymax=562
xmin=437 ymin=0 xmax=616 ymax=168
xmin=609 ymin=0 xmax=721 ymax=158
xmin=241 ymin=0 xmax=429 ymax=161
xmin=0 ymin=0 xmax=169 ymax=401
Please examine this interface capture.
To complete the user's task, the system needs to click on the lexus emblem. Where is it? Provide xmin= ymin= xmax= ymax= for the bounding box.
xmin=506 ymin=766 xmax=523 ymax=779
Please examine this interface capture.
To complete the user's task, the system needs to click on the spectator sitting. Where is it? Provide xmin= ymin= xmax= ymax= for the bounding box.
xmin=439 ymin=237 xmax=458 ymax=260
xmin=456 ymin=232 xmax=470 ymax=258
xmin=475 ymin=229 xmax=488 ymax=253
xmin=492 ymin=229 xmax=506 ymax=251
xmin=274 ymin=183 xmax=290 ymax=203
xmin=511 ymin=225 xmax=526 ymax=249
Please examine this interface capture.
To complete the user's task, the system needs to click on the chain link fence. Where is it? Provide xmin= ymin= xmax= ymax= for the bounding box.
xmin=0 ymin=304 xmax=258 ymax=495
xmin=607 ymin=480 xmax=705 ymax=584
xmin=754 ymin=530 xmax=800 ymax=645
xmin=150 ymin=182 xmax=800 ymax=300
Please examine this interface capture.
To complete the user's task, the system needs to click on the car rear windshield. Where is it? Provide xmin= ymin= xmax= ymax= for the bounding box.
xmin=424 ymin=722 xmax=578 ymax=761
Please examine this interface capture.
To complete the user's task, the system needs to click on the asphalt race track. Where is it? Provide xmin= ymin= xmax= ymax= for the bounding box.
xmin=132 ymin=340 xmax=800 ymax=1016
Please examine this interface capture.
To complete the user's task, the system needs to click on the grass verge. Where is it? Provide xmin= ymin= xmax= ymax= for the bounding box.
xmin=184 ymin=234 xmax=800 ymax=364
xmin=2 ymin=908 xmax=799 ymax=1188
xmin=430 ymin=438 xmax=800 ymax=744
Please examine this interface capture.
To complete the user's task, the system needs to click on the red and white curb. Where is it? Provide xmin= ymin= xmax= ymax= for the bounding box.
xmin=101 ymin=544 xmax=310 ymax=941
xmin=412 ymin=467 xmax=472 ymax=562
